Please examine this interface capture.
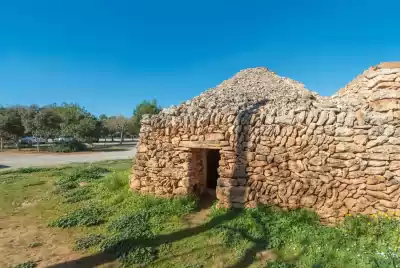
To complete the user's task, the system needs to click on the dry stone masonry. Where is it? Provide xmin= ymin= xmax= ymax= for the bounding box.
xmin=131 ymin=62 xmax=400 ymax=222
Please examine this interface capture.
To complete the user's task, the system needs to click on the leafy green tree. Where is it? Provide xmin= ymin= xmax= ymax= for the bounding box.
xmin=17 ymin=105 xmax=39 ymax=136
xmin=105 ymin=116 xmax=129 ymax=144
xmin=98 ymin=114 xmax=110 ymax=141
xmin=32 ymin=108 xmax=62 ymax=151
xmin=55 ymin=103 xmax=99 ymax=142
xmin=0 ymin=108 xmax=25 ymax=151
xmin=131 ymin=99 xmax=161 ymax=136
xmin=99 ymin=114 xmax=108 ymax=121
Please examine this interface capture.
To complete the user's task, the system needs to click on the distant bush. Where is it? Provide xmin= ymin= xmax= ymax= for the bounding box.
xmin=49 ymin=140 xmax=87 ymax=153
xmin=49 ymin=206 xmax=105 ymax=228
xmin=74 ymin=234 xmax=105 ymax=251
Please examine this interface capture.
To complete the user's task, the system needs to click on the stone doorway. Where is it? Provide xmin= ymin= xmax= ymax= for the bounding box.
xmin=206 ymin=149 xmax=220 ymax=189
xmin=204 ymin=149 xmax=220 ymax=199
xmin=187 ymin=145 xmax=222 ymax=203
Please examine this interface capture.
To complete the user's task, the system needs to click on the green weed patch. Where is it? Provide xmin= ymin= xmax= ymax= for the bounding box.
xmin=61 ymin=187 xmax=91 ymax=203
xmin=74 ymin=234 xmax=105 ymax=251
xmin=101 ymin=210 xmax=158 ymax=266
xmin=49 ymin=206 xmax=105 ymax=228
xmin=11 ymin=261 xmax=37 ymax=268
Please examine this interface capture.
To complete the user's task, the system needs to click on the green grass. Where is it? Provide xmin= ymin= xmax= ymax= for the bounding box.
xmin=2 ymin=159 xmax=400 ymax=267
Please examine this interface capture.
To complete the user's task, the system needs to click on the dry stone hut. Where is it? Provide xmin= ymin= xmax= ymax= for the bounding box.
xmin=131 ymin=62 xmax=400 ymax=221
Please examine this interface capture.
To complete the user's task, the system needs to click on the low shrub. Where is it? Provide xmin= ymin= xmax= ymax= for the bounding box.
xmin=49 ymin=206 xmax=105 ymax=228
xmin=104 ymin=172 xmax=127 ymax=191
xmin=100 ymin=210 xmax=158 ymax=266
xmin=68 ymin=166 xmax=110 ymax=181
xmin=49 ymin=140 xmax=87 ymax=153
xmin=74 ymin=234 xmax=105 ymax=251
xmin=54 ymin=165 xmax=110 ymax=193
xmin=62 ymin=187 xmax=91 ymax=203
xmin=182 ymin=265 xmax=204 ymax=268
xmin=1 ymin=167 xmax=49 ymax=175
xmin=267 ymin=260 xmax=297 ymax=268
xmin=28 ymin=242 xmax=43 ymax=248
xmin=11 ymin=261 xmax=37 ymax=268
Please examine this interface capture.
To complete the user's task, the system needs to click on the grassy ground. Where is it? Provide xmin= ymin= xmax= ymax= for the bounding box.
xmin=1 ymin=160 xmax=400 ymax=268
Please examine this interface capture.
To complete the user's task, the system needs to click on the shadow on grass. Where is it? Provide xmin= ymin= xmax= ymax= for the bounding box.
xmin=47 ymin=210 xmax=239 ymax=268
xmin=46 ymin=208 xmax=304 ymax=268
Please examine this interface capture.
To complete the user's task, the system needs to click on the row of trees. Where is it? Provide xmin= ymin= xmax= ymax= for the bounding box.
xmin=0 ymin=100 xmax=161 ymax=151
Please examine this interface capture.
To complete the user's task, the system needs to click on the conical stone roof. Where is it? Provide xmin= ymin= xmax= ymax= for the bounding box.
xmin=161 ymin=67 xmax=319 ymax=117
xmin=155 ymin=62 xmax=400 ymax=123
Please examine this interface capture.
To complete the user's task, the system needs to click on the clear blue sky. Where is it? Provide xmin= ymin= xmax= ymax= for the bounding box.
xmin=1 ymin=0 xmax=399 ymax=116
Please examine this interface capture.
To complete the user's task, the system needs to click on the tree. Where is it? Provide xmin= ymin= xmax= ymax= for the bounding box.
xmin=99 ymin=114 xmax=108 ymax=121
xmin=32 ymin=108 xmax=62 ymax=151
xmin=131 ymin=99 xmax=161 ymax=136
xmin=98 ymin=114 xmax=110 ymax=141
xmin=105 ymin=116 xmax=129 ymax=144
xmin=0 ymin=108 xmax=24 ymax=151
xmin=55 ymin=103 xmax=99 ymax=142
xmin=17 ymin=105 xmax=39 ymax=136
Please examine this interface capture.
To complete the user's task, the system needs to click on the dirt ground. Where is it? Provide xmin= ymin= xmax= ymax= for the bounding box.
xmin=0 ymin=215 xmax=85 ymax=268
xmin=0 ymin=208 xmax=211 ymax=268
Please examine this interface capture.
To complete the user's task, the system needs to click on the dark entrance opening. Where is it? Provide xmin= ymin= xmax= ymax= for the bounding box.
xmin=206 ymin=149 xmax=220 ymax=189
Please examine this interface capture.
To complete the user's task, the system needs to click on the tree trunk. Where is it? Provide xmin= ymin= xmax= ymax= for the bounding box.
xmin=0 ymin=137 xmax=3 ymax=152
xmin=120 ymin=129 xmax=124 ymax=145
xmin=111 ymin=135 xmax=114 ymax=142
xmin=36 ymin=137 xmax=40 ymax=152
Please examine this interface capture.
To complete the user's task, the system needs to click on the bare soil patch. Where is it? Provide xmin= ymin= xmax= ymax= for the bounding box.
xmin=0 ymin=216 xmax=85 ymax=268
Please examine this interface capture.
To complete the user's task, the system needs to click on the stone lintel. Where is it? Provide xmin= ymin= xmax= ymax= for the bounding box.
xmin=179 ymin=140 xmax=229 ymax=149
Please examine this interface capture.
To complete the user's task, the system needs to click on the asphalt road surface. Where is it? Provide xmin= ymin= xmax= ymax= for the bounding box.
xmin=0 ymin=147 xmax=137 ymax=170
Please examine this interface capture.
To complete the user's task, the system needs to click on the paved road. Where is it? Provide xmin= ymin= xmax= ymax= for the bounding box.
xmin=0 ymin=147 xmax=137 ymax=170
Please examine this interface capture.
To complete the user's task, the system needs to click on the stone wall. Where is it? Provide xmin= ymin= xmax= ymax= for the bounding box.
xmin=131 ymin=63 xmax=400 ymax=222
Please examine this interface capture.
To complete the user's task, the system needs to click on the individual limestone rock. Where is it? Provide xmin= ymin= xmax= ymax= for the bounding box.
xmin=353 ymin=135 xmax=368 ymax=145
xmin=336 ymin=143 xmax=365 ymax=153
xmin=335 ymin=127 xmax=354 ymax=137
xmin=368 ymin=160 xmax=387 ymax=167
xmin=384 ymin=125 xmax=395 ymax=137
xmin=389 ymin=137 xmax=400 ymax=145
xmin=389 ymin=161 xmax=400 ymax=171
xmin=370 ymin=145 xmax=400 ymax=153
xmin=367 ymin=176 xmax=386 ymax=185
xmin=300 ymin=195 xmax=317 ymax=207
xmin=316 ymin=111 xmax=329 ymax=126
xmin=366 ymin=136 xmax=388 ymax=149
xmin=357 ymin=153 xmax=390 ymax=161
xmin=365 ymin=167 xmax=386 ymax=175
xmin=205 ymin=133 xmax=225 ymax=141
